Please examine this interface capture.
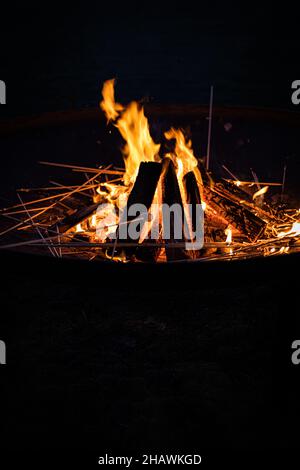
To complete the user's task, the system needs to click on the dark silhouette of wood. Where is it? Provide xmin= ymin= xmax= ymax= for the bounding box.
xmin=51 ymin=202 xmax=100 ymax=234
xmin=183 ymin=171 xmax=202 ymax=259
xmin=112 ymin=161 xmax=162 ymax=262
xmin=204 ymin=185 xmax=266 ymax=241
xmin=118 ymin=162 xmax=162 ymax=242
xmin=162 ymin=159 xmax=189 ymax=261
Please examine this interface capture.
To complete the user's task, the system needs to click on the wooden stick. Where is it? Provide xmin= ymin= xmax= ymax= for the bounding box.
xmin=0 ymin=207 xmax=50 ymax=216
xmin=206 ymin=85 xmax=214 ymax=170
xmin=222 ymin=164 xmax=239 ymax=181
xmin=17 ymin=194 xmax=57 ymax=257
xmin=56 ymin=225 xmax=62 ymax=258
xmin=225 ymin=179 xmax=282 ymax=187
xmin=0 ymin=168 xmax=105 ymax=237
xmin=39 ymin=161 xmax=106 ymax=172
xmin=72 ymin=168 xmax=124 ymax=175
xmin=281 ymin=164 xmax=287 ymax=201
xmin=0 ymin=240 xmax=247 ymax=250
xmin=17 ymin=185 xmax=97 ymax=192
xmin=162 ymin=159 xmax=189 ymax=261
xmin=39 ymin=161 xmax=124 ymax=175
xmin=0 ymin=186 xmax=94 ymax=213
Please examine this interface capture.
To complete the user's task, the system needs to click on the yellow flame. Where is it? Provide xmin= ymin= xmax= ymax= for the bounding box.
xmin=75 ymin=223 xmax=84 ymax=233
xmin=164 ymin=128 xmax=198 ymax=178
xmin=253 ymin=185 xmax=269 ymax=200
xmin=278 ymin=221 xmax=300 ymax=238
xmin=291 ymin=222 xmax=300 ymax=234
xmin=117 ymin=102 xmax=160 ymax=185
xmin=163 ymin=128 xmax=203 ymax=247
xmin=279 ymin=246 xmax=290 ymax=254
xmin=90 ymin=214 xmax=97 ymax=228
xmin=100 ymin=79 xmax=160 ymax=186
xmin=225 ymin=227 xmax=232 ymax=244
xmin=100 ymin=79 xmax=123 ymax=122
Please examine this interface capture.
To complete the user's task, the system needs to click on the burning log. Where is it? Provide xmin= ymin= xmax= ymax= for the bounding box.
xmin=184 ymin=171 xmax=202 ymax=227
xmin=162 ymin=159 xmax=189 ymax=261
xmin=183 ymin=171 xmax=202 ymax=259
xmin=115 ymin=161 xmax=162 ymax=261
xmin=204 ymin=185 xmax=266 ymax=242
xmin=50 ymin=202 xmax=100 ymax=234
xmin=216 ymin=179 xmax=275 ymax=222
xmin=124 ymin=162 xmax=162 ymax=215
xmin=220 ymin=179 xmax=253 ymax=203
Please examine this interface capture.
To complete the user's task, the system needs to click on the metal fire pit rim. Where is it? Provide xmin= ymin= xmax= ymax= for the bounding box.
xmin=1 ymin=105 xmax=300 ymax=136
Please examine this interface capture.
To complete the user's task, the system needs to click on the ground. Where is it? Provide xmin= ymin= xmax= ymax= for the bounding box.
xmin=1 ymin=252 xmax=284 ymax=450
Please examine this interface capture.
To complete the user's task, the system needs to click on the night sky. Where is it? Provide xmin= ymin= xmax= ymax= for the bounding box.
xmin=0 ymin=4 xmax=298 ymax=117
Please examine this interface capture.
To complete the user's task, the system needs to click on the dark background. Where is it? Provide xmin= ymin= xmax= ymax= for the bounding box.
xmin=0 ymin=3 xmax=299 ymax=117
xmin=1 ymin=2 xmax=300 ymax=461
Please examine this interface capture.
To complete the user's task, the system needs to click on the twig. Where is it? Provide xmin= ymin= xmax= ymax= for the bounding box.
xmin=17 ymin=193 xmax=57 ymax=257
xmin=222 ymin=165 xmax=239 ymax=181
xmin=206 ymin=85 xmax=214 ymax=170
xmin=0 ymin=168 xmax=106 ymax=237
xmin=281 ymin=163 xmax=287 ymax=202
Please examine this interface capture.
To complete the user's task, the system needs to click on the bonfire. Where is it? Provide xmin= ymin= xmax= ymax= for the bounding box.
xmin=1 ymin=79 xmax=300 ymax=263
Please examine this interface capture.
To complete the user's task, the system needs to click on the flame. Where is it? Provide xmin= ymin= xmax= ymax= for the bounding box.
xmin=291 ymin=222 xmax=300 ymax=235
xmin=75 ymin=223 xmax=84 ymax=233
xmin=117 ymin=102 xmax=160 ymax=185
xmin=278 ymin=221 xmax=300 ymax=238
xmin=94 ymin=202 xmax=118 ymax=241
xmin=139 ymin=179 xmax=163 ymax=245
xmin=100 ymin=79 xmax=123 ymax=122
xmin=225 ymin=227 xmax=232 ymax=244
xmin=253 ymin=185 xmax=269 ymax=200
xmin=90 ymin=214 xmax=97 ymax=228
xmin=100 ymin=79 xmax=160 ymax=186
xmin=279 ymin=246 xmax=290 ymax=254
xmin=164 ymin=128 xmax=198 ymax=178
xmin=164 ymin=128 xmax=203 ymax=247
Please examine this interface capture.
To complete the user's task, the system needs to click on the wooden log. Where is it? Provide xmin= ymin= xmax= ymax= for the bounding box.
xmin=220 ymin=179 xmax=253 ymax=203
xmin=216 ymin=180 xmax=274 ymax=222
xmin=203 ymin=185 xmax=266 ymax=242
xmin=184 ymin=171 xmax=202 ymax=230
xmin=183 ymin=171 xmax=202 ymax=259
xmin=162 ymin=159 xmax=189 ymax=261
xmin=118 ymin=162 xmax=162 ymax=241
xmin=50 ymin=202 xmax=100 ymax=234
xmin=115 ymin=162 xmax=162 ymax=262
xmin=197 ymin=158 xmax=213 ymax=187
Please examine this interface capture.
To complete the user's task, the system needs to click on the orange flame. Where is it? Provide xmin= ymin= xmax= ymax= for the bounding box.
xmin=117 ymin=102 xmax=160 ymax=185
xmin=164 ymin=128 xmax=198 ymax=178
xmin=225 ymin=226 xmax=232 ymax=244
xmin=100 ymin=79 xmax=123 ymax=122
xmin=164 ymin=128 xmax=203 ymax=246
xmin=253 ymin=185 xmax=269 ymax=201
xmin=100 ymin=79 xmax=160 ymax=186
xmin=278 ymin=221 xmax=300 ymax=238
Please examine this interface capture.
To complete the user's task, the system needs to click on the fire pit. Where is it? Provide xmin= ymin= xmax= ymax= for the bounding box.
xmin=1 ymin=79 xmax=300 ymax=265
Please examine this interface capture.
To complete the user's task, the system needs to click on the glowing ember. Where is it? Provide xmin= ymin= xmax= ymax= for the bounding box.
xmin=253 ymin=186 xmax=269 ymax=200
xmin=277 ymin=221 xmax=300 ymax=238
xmin=225 ymin=227 xmax=232 ymax=244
